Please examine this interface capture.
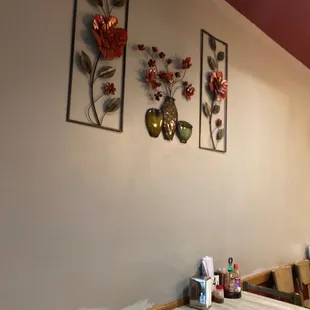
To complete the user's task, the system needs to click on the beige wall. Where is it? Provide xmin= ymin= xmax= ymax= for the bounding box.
xmin=1 ymin=0 xmax=310 ymax=309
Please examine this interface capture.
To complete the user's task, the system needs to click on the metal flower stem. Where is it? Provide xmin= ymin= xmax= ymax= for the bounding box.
xmin=209 ymin=54 xmax=218 ymax=149
xmin=159 ymin=58 xmax=172 ymax=96
xmin=171 ymin=85 xmax=185 ymax=97
xmin=89 ymin=52 xmax=101 ymax=126
xmin=213 ymin=50 xmax=219 ymax=71
xmin=94 ymin=92 xmax=104 ymax=102
xmin=106 ymin=0 xmax=115 ymax=16
xmin=100 ymin=112 xmax=107 ymax=124
xmin=145 ymin=50 xmax=169 ymax=96
xmin=105 ymin=0 xmax=111 ymax=16
xmin=171 ymin=69 xmax=186 ymax=97
xmin=99 ymin=1 xmax=115 ymax=22
xmin=209 ymin=98 xmax=216 ymax=150
xmin=100 ymin=6 xmax=108 ymax=18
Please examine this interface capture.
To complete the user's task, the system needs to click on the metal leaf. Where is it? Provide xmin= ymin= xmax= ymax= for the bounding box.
xmin=207 ymin=56 xmax=216 ymax=71
xmin=212 ymin=104 xmax=220 ymax=114
xmin=209 ymin=36 xmax=216 ymax=51
xmin=216 ymin=129 xmax=225 ymax=141
xmin=98 ymin=66 xmax=116 ymax=79
xmin=203 ymin=102 xmax=211 ymax=118
xmin=80 ymin=50 xmax=92 ymax=74
xmin=217 ymin=51 xmax=225 ymax=61
xmin=113 ymin=0 xmax=125 ymax=7
xmin=105 ymin=98 xmax=121 ymax=113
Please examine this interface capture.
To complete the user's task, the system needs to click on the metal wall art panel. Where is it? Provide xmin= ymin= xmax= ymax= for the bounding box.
xmin=135 ymin=45 xmax=195 ymax=144
xmin=199 ymin=30 xmax=228 ymax=152
xmin=67 ymin=0 xmax=129 ymax=132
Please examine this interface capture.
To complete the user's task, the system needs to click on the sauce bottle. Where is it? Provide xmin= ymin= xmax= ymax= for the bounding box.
xmin=224 ymin=257 xmax=235 ymax=298
xmin=233 ymin=264 xmax=241 ymax=299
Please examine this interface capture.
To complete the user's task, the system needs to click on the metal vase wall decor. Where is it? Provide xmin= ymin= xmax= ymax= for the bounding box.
xmin=199 ymin=30 xmax=228 ymax=152
xmin=67 ymin=0 xmax=129 ymax=132
xmin=136 ymin=45 xmax=195 ymax=143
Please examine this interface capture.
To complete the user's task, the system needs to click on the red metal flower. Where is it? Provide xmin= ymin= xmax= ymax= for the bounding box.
xmin=159 ymin=52 xmax=166 ymax=59
xmin=154 ymin=91 xmax=163 ymax=101
xmin=209 ymin=72 xmax=228 ymax=100
xmin=147 ymin=68 xmax=156 ymax=82
xmin=182 ymin=57 xmax=192 ymax=69
xmin=152 ymin=47 xmax=158 ymax=52
xmin=158 ymin=71 xmax=174 ymax=84
xmin=137 ymin=44 xmax=145 ymax=51
xmin=184 ymin=84 xmax=195 ymax=100
xmin=146 ymin=68 xmax=161 ymax=90
xmin=215 ymin=119 xmax=223 ymax=127
xmin=93 ymin=15 xmax=128 ymax=60
xmin=158 ymin=71 xmax=165 ymax=79
xmin=104 ymin=82 xmax=116 ymax=95
xmin=148 ymin=59 xmax=156 ymax=67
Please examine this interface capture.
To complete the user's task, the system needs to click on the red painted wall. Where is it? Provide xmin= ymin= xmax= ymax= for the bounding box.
xmin=225 ymin=0 xmax=310 ymax=69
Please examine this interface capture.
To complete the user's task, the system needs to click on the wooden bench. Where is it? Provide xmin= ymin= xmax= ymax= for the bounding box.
xmin=241 ymin=262 xmax=295 ymax=289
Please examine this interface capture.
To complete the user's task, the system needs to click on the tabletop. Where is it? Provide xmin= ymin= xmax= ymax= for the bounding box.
xmin=177 ymin=292 xmax=303 ymax=310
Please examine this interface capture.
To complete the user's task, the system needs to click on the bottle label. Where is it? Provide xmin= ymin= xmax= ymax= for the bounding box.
xmin=235 ymin=277 xmax=241 ymax=293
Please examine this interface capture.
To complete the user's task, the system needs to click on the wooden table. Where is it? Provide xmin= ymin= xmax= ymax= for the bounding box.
xmin=176 ymin=292 xmax=303 ymax=309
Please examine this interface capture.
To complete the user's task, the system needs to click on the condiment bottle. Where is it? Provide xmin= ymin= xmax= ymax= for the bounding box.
xmin=214 ymin=268 xmax=226 ymax=286
xmin=233 ymin=264 xmax=241 ymax=298
xmin=224 ymin=257 xmax=235 ymax=298
xmin=212 ymin=285 xmax=224 ymax=304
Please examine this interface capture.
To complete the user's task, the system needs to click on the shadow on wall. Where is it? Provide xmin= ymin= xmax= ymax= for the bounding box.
xmin=78 ymin=300 xmax=154 ymax=310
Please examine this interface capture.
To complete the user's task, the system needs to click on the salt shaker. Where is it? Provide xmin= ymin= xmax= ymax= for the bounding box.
xmin=212 ymin=285 xmax=224 ymax=304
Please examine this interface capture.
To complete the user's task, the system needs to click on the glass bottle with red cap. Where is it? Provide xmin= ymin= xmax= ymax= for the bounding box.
xmin=233 ymin=263 xmax=241 ymax=298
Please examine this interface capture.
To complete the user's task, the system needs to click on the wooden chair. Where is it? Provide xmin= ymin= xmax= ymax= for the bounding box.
xmin=243 ymin=281 xmax=300 ymax=305
xmin=295 ymin=260 xmax=310 ymax=308
xmin=272 ymin=266 xmax=295 ymax=293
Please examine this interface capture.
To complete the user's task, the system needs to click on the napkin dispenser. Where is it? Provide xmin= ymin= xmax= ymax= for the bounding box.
xmin=189 ymin=276 xmax=212 ymax=309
